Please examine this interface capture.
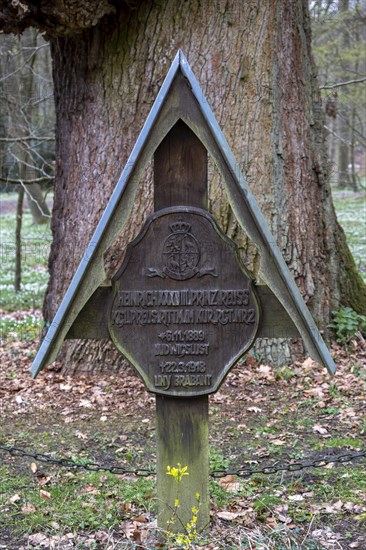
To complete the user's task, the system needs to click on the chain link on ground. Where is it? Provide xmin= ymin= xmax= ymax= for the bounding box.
xmin=0 ymin=445 xmax=154 ymax=477
xmin=1 ymin=444 xmax=365 ymax=479
xmin=210 ymin=449 xmax=366 ymax=478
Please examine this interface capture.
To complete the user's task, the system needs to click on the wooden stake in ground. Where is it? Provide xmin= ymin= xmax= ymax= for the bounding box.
xmin=154 ymin=121 xmax=210 ymax=532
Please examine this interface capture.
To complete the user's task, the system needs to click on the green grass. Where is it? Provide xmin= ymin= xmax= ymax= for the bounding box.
xmin=209 ymin=447 xmax=230 ymax=471
xmin=4 ymin=458 xmax=348 ymax=547
xmin=0 ymin=465 xmax=156 ymax=535
xmin=0 ymin=312 xmax=43 ymax=342
xmin=315 ymin=436 xmax=364 ymax=450
xmin=0 ymin=208 xmax=51 ymax=312
xmin=222 ymin=461 xmax=366 ymax=525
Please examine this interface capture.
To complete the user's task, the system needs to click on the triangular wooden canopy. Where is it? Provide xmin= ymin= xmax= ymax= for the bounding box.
xmin=31 ymin=50 xmax=336 ymax=378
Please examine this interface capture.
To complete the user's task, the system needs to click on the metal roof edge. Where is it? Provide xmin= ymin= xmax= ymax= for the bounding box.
xmin=178 ymin=52 xmax=335 ymax=375
xmin=31 ymin=51 xmax=182 ymax=378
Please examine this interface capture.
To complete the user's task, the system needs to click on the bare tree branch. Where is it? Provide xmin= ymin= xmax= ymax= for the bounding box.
xmin=0 ymin=136 xmax=54 ymax=142
xmin=324 ymin=125 xmax=352 ymax=146
xmin=0 ymin=47 xmax=46 ymax=82
xmin=0 ymin=176 xmax=54 ymax=184
xmin=320 ymin=77 xmax=366 ymax=89
xmin=19 ymin=180 xmax=51 ymax=219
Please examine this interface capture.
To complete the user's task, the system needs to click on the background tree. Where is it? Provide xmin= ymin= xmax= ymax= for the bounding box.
xmin=0 ymin=0 xmax=365 ymax=372
xmin=0 ymin=28 xmax=54 ymax=222
xmin=0 ymin=28 xmax=54 ymax=292
xmin=310 ymin=0 xmax=366 ymax=189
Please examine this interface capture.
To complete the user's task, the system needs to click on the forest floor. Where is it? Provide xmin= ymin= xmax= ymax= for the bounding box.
xmin=0 ymin=332 xmax=366 ymax=549
xmin=1 ymin=190 xmax=365 ymax=549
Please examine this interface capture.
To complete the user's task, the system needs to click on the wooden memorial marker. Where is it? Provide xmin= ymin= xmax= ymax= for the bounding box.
xmin=109 ymin=206 xmax=260 ymax=398
xmin=30 ymin=51 xmax=336 ymax=534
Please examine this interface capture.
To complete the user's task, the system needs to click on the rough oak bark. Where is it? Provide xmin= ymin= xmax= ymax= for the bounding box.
xmin=0 ymin=0 xmax=118 ymax=35
xmin=2 ymin=0 xmax=365 ymax=372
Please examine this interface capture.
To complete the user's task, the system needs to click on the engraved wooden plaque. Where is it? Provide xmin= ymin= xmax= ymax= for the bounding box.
xmin=109 ymin=206 xmax=260 ymax=397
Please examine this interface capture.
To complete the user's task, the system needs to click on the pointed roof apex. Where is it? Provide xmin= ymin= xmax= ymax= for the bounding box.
xmin=31 ymin=51 xmax=336 ymax=378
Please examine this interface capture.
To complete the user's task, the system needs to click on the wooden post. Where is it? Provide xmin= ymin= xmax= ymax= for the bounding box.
xmin=156 ymin=396 xmax=209 ymax=532
xmin=154 ymin=120 xmax=210 ymax=532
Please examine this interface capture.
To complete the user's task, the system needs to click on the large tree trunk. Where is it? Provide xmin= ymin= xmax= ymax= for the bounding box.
xmin=2 ymin=0 xmax=365 ymax=372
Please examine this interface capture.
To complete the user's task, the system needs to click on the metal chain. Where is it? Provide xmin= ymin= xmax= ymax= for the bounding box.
xmin=210 ymin=449 xmax=366 ymax=478
xmin=0 ymin=444 xmax=154 ymax=477
xmin=1 ymin=444 xmax=365 ymax=479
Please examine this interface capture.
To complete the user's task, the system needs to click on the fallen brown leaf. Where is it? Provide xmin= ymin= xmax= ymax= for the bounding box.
xmin=219 ymin=475 xmax=240 ymax=493
xmin=39 ymin=489 xmax=52 ymax=501
xmin=22 ymin=502 xmax=37 ymax=514
xmin=313 ymin=424 xmax=328 ymax=435
xmin=7 ymin=494 xmax=21 ymax=505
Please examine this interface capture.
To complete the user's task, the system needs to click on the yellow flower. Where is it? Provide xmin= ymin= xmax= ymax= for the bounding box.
xmin=166 ymin=463 xmax=189 ymax=482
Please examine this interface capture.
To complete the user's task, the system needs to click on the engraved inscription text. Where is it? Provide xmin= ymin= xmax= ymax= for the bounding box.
xmin=108 ymin=207 xmax=260 ymax=397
